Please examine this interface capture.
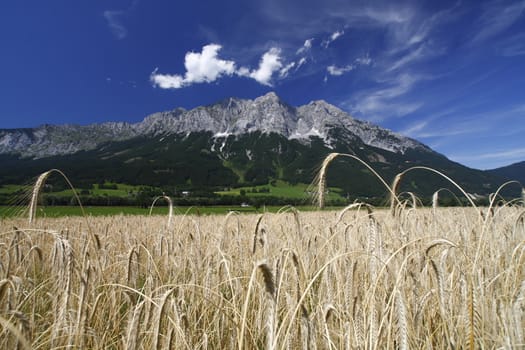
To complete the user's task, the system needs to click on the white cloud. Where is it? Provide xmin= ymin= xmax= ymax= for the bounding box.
xmin=326 ymin=55 xmax=372 ymax=77
xmin=104 ymin=10 xmax=127 ymax=39
xmin=150 ymin=69 xmax=185 ymax=89
xmin=151 ymin=45 xmax=289 ymax=88
xmin=151 ymin=44 xmax=236 ymax=89
xmin=279 ymin=62 xmax=296 ymax=78
xmin=239 ymin=48 xmax=283 ymax=86
xmin=296 ymin=57 xmax=307 ymax=68
xmin=184 ymin=44 xmax=236 ymax=82
xmin=296 ymin=38 xmax=314 ymax=54
xmin=327 ymin=64 xmax=354 ymax=76
xmin=330 ymin=30 xmax=344 ymax=41
xmin=322 ymin=30 xmax=344 ymax=48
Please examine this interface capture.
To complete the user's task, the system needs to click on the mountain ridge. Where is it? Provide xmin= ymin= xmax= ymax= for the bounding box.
xmin=0 ymin=92 xmax=429 ymax=159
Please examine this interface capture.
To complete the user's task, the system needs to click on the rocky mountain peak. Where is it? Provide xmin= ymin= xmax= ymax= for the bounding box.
xmin=254 ymin=91 xmax=281 ymax=103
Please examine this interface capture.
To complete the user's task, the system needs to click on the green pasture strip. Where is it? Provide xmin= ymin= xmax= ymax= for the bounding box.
xmin=0 ymin=205 xmax=339 ymax=218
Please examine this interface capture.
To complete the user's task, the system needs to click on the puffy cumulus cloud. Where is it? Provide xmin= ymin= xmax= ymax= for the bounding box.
xmin=151 ymin=44 xmax=236 ymax=89
xmin=184 ymin=44 xmax=236 ymax=82
xmin=238 ymin=48 xmax=283 ymax=86
xmin=152 ymin=44 xmax=287 ymax=88
xmin=150 ymin=69 xmax=185 ymax=89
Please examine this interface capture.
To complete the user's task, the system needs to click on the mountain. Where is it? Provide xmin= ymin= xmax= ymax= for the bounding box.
xmin=0 ymin=92 xmax=512 ymax=200
xmin=487 ymin=161 xmax=525 ymax=185
xmin=0 ymin=92 xmax=426 ymax=158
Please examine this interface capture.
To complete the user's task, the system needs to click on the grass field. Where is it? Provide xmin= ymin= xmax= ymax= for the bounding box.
xmin=216 ymin=179 xmax=346 ymax=200
xmin=0 ymin=204 xmax=331 ymax=219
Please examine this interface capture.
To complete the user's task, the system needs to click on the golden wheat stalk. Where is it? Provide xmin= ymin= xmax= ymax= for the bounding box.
xmin=258 ymin=262 xmax=277 ymax=350
xmin=317 ymin=153 xmax=340 ymax=209
xmin=390 ymin=173 xmax=403 ymax=216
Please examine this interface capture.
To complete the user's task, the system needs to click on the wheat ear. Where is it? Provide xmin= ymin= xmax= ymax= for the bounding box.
xmin=258 ymin=262 xmax=276 ymax=350
xmin=317 ymin=153 xmax=340 ymax=209
xmin=390 ymin=173 xmax=403 ymax=216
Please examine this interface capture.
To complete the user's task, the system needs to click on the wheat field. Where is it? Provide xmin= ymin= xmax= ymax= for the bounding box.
xmin=1 ymin=204 xmax=524 ymax=349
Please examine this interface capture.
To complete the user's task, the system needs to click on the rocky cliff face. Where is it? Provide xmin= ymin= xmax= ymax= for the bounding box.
xmin=0 ymin=92 xmax=429 ymax=158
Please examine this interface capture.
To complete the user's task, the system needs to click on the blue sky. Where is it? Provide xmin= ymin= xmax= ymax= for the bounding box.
xmin=1 ymin=0 xmax=524 ymax=170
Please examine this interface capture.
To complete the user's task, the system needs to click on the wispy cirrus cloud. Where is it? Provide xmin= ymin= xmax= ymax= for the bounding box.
xmin=496 ymin=32 xmax=525 ymax=56
xmin=401 ymin=102 xmax=525 ymax=141
xmin=450 ymin=147 xmax=525 ymax=170
xmin=406 ymin=121 xmax=486 ymax=138
xmin=103 ymin=0 xmax=139 ymax=39
xmin=470 ymin=0 xmax=525 ymax=45
xmin=348 ymin=73 xmax=423 ymax=120
xmin=104 ymin=10 xmax=127 ymax=39
xmin=387 ymin=44 xmax=436 ymax=72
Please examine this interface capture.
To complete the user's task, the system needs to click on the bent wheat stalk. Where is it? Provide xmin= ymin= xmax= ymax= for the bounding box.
xmin=316 ymin=153 xmax=397 ymax=209
xmin=149 ymin=195 xmax=174 ymax=228
xmin=29 ymin=169 xmax=86 ymax=224
xmin=390 ymin=166 xmax=479 ymax=216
